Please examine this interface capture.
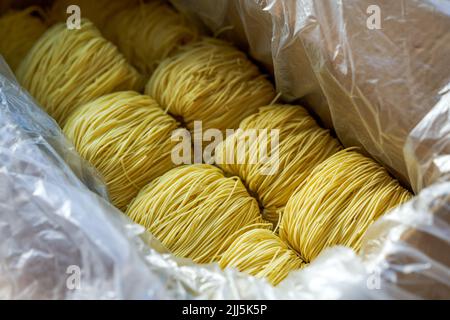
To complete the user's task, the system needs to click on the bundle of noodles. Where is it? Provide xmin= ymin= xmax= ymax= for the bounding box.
xmin=48 ymin=0 xmax=139 ymax=30
xmin=126 ymin=164 xmax=271 ymax=263
xmin=219 ymin=229 xmax=304 ymax=286
xmin=280 ymin=149 xmax=413 ymax=263
xmin=103 ymin=0 xmax=199 ymax=77
xmin=16 ymin=20 xmax=143 ymax=126
xmin=215 ymin=105 xmax=342 ymax=225
xmin=146 ymin=37 xmax=276 ymax=134
xmin=63 ymin=91 xmax=178 ymax=211
xmin=0 ymin=7 xmax=48 ymax=71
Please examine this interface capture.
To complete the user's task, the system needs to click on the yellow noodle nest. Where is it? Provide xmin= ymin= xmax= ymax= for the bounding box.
xmin=63 ymin=91 xmax=179 ymax=211
xmin=16 ymin=20 xmax=143 ymax=126
xmin=48 ymin=0 xmax=138 ymax=30
xmin=126 ymin=164 xmax=271 ymax=264
xmin=0 ymin=7 xmax=48 ymax=71
xmin=219 ymin=229 xmax=304 ymax=286
xmin=103 ymin=0 xmax=199 ymax=77
xmin=146 ymin=37 xmax=276 ymax=133
xmin=7 ymin=1 xmax=416 ymax=289
xmin=215 ymin=105 xmax=342 ymax=225
xmin=280 ymin=148 xmax=413 ymax=263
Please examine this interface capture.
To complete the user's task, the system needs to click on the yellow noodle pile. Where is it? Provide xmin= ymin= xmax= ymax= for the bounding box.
xmin=16 ymin=20 xmax=143 ymax=126
xmin=0 ymin=7 xmax=48 ymax=71
xmin=219 ymin=229 xmax=304 ymax=285
xmin=146 ymin=37 xmax=276 ymax=133
xmin=126 ymin=164 xmax=271 ymax=263
xmin=48 ymin=0 xmax=138 ymax=30
xmin=280 ymin=148 xmax=413 ymax=263
xmin=103 ymin=0 xmax=199 ymax=77
xmin=215 ymin=105 xmax=342 ymax=225
xmin=63 ymin=91 xmax=179 ymax=211
xmin=12 ymin=2 xmax=414 ymax=287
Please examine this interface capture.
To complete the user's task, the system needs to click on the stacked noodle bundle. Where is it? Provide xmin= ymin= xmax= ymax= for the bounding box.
xmin=126 ymin=165 xmax=271 ymax=263
xmin=12 ymin=2 xmax=414 ymax=287
xmin=103 ymin=0 xmax=200 ymax=77
xmin=219 ymin=229 xmax=304 ymax=285
xmin=16 ymin=20 xmax=143 ymax=126
xmin=146 ymin=37 xmax=276 ymax=134
xmin=123 ymin=103 xmax=340 ymax=284
xmin=63 ymin=91 xmax=179 ymax=211
xmin=280 ymin=149 xmax=413 ymax=263
xmin=215 ymin=105 xmax=342 ymax=224
xmin=49 ymin=0 xmax=138 ymax=30
xmin=0 ymin=7 xmax=48 ymax=71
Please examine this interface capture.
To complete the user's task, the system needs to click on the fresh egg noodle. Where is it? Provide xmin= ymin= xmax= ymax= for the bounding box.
xmin=103 ymin=0 xmax=199 ymax=77
xmin=126 ymin=164 xmax=272 ymax=264
xmin=219 ymin=229 xmax=304 ymax=286
xmin=63 ymin=91 xmax=179 ymax=211
xmin=215 ymin=105 xmax=342 ymax=225
xmin=280 ymin=148 xmax=413 ymax=263
xmin=146 ymin=37 xmax=276 ymax=134
xmin=16 ymin=20 xmax=143 ymax=126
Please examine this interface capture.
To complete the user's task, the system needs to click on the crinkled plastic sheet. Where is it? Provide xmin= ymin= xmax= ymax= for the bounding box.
xmin=1 ymin=0 xmax=450 ymax=299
